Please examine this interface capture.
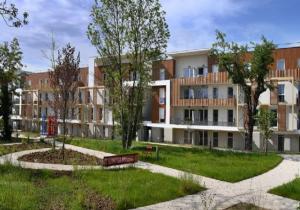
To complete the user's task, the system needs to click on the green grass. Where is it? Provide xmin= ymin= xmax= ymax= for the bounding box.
xmin=67 ymin=138 xmax=283 ymax=183
xmin=0 ymin=164 xmax=203 ymax=210
xmin=0 ymin=143 xmax=50 ymax=156
xmin=269 ymin=178 xmax=300 ymax=201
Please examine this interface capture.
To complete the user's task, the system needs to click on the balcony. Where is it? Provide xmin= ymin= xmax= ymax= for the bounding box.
xmin=269 ymin=68 xmax=300 ymax=79
xmin=174 ymin=72 xmax=229 ymax=85
xmin=170 ymin=118 xmax=236 ymax=127
xmin=172 ymin=97 xmax=236 ymax=107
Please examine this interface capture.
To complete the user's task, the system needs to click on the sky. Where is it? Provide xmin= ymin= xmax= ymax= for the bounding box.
xmin=0 ymin=0 xmax=300 ymax=72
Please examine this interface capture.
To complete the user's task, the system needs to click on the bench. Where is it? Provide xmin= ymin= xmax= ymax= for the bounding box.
xmin=102 ymin=153 xmax=139 ymax=167
xmin=144 ymin=145 xmax=154 ymax=156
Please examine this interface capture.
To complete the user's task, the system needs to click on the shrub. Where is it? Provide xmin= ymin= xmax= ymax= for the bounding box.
xmin=179 ymin=173 xmax=202 ymax=194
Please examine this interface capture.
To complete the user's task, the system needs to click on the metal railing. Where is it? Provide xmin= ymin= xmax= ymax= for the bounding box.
xmin=170 ymin=118 xmax=236 ymax=127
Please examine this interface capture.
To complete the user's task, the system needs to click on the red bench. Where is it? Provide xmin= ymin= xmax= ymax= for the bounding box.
xmin=102 ymin=153 xmax=139 ymax=167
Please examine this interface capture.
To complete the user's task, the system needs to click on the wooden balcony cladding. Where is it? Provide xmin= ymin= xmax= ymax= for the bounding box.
xmin=172 ymin=97 xmax=236 ymax=107
xmin=173 ymin=72 xmax=230 ymax=86
xmin=270 ymin=80 xmax=278 ymax=105
xmin=269 ymin=68 xmax=300 ymax=79
xmin=278 ymin=104 xmax=286 ymax=131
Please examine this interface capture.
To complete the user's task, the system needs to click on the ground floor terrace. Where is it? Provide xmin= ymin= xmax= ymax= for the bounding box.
xmin=14 ymin=119 xmax=114 ymax=139
xmin=142 ymin=125 xmax=300 ymax=153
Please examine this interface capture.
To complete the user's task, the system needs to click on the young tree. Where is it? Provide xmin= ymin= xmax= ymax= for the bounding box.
xmin=48 ymin=44 xmax=80 ymax=159
xmin=211 ymin=31 xmax=276 ymax=150
xmin=88 ymin=0 xmax=169 ymax=149
xmin=0 ymin=0 xmax=28 ymax=27
xmin=256 ymin=108 xmax=275 ymax=154
xmin=0 ymin=38 xmax=23 ymax=141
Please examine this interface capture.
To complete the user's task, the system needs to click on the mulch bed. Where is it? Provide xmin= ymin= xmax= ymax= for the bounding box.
xmin=18 ymin=149 xmax=103 ymax=165
xmin=0 ymin=143 xmax=50 ymax=156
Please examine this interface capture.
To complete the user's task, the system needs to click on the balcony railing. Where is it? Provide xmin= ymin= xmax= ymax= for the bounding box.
xmin=172 ymin=97 xmax=236 ymax=107
xmin=170 ymin=118 xmax=236 ymax=127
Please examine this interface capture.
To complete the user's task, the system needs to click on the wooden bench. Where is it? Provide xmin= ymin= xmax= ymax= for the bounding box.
xmin=102 ymin=153 xmax=139 ymax=167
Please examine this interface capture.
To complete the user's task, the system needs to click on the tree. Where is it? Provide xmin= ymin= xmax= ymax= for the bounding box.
xmin=0 ymin=0 xmax=28 ymax=27
xmin=48 ymin=44 xmax=80 ymax=159
xmin=88 ymin=0 xmax=169 ymax=149
xmin=256 ymin=108 xmax=275 ymax=154
xmin=0 ymin=38 xmax=23 ymax=141
xmin=211 ymin=31 xmax=276 ymax=150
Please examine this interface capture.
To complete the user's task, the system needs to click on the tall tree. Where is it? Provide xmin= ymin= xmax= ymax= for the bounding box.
xmin=88 ymin=0 xmax=169 ymax=149
xmin=256 ymin=108 xmax=275 ymax=154
xmin=48 ymin=44 xmax=80 ymax=158
xmin=211 ymin=31 xmax=276 ymax=150
xmin=0 ymin=0 xmax=28 ymax=27
xmin=0 ymin=38 xmax=23 ymax=141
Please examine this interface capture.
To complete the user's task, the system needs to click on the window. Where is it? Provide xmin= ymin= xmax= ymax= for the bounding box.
xmin=278 ymin=84 xmax=285 ymax=102
xmin=184 ymin=131 xmax=192 ymax=144
xmin=228 ymin=110 xmax=234 ymax=124
xmin=27 ymin=80 xmax=32 ymax=87
xmin=45 ymin=93 xmax=48 ymax=101
xmin=159 ymin=68 xmax=166 ymax=80
xmin=159 ymin=108 xmax=165 ymax=123
xmin=79 ymin=92 xmax=82 ymax=104
xmin=184 ymin=88 xmax=189 ymax=99
xmin=213 ymin=87 xmax=218 ymax=99
xmin=228 ymin=87 xmax=234 ymax=98
xmin=199 ymin=109 xmax=208 ymax=123
xmin=297 ymin=59 xmax=300 ymax=68
xmin=200 ymin=86 xmax=208 ymax=99
xmin=184 ymin=109 xmax=193 ymax=121
xmin=278 ymin=135 xmax=284 ymax=152
xmin=90 ymin=108 xmax=94 ymax=121
xmin=228 ymin=133 xmax=233 ymax=148
xmin=213 ymin=110 xmax=218 ymax=125
xmin=189 ymin=88 xmax=194 ymax=99
xmin=159 ymin=88 xmax=165 ymax=104
xmin=87 ymin=91 xmax=91 ymax=103
xmin=212 ymin=64 xmax=219 ymax=73
xmin=213 ymin=132 xmax=218 ymax=147
xmin=198 ymin=131 xmax=208 ymax=146
xmin=198 ymin=67 xmax=204 ymax=76
xmin=277 ymin=59 xmax=285 ymax=71
xmin=271 ymin=109 xmax=277 ymax=127
xmin=184 ymin=67 xmax=193 ymax=78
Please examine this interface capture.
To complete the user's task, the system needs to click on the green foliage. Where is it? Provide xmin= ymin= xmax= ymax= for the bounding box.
xmin=269 ymin=178 xmax=300 ymax=201
xmin=0 ymin=1 xmax=28 ymax=27
xmin=0 ymin=38 xmax=23 ymax=141
xmin=87 ymin=0 xmax=170 ymax=149
xmin=68 ymin=138 xmax=283 ymax=182
xmin=256 ymin=108 xmax=276 ymax=153
xmin=211 ymin=31 xmax=276 ymax=150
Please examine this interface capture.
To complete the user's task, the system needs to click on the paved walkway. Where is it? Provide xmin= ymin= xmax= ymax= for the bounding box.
xmin=1 ymin=141 xmax=300 ymax=209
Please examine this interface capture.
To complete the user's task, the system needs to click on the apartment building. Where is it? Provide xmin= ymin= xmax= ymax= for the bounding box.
xmin=12 ymin=59 xmax=114 ymax=139
xmin=11 ymin=46 xmax=300 ymax=152
xmin=142 ymin=47 xmax=300 ymax=152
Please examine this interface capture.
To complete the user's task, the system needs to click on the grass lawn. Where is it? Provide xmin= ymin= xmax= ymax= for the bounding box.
xmin=269 ymin=178 xmax=300 ymax=201
xmin=0 ymin=164 xmax=203 ymax=210
xmin=67 ymin=138 xmax=282 ymax=183
xmin=0 ymin=143 xmax=50 ymax=156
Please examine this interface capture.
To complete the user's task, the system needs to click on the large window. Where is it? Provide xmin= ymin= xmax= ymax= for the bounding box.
xmin=271 ymin=109 xmax=277 ymax=127
xmin=184 ymin=131 xmax=192 ymax=144
xmin=228 ymin=132 xmax=233 ymax=148
xmin=228 ymin=110 xmax=234 ymax=124
xmin=184 ymin=67 xmax=193 ymax=78
xmin=199 ymin=109 xmax=208 ymax=123
xmin=160 ymin=68 xmax=166 ymax=80
xmin=159 ymin=108 xmax=165 ymax=123
xmin=228 ymin=87 xmax=234 ymax=98
xmin=198 ymin=131 xmax=208 ymax=146
xmin=213 ymin=110 xmax=218 ymax=125
xmin=297 ymin=59 xmax=300 ymax=68
xmin=213 ymin=132 xmax=218 ymax=147
xmin=184 ymin=109 xmax=193 ymax=121
xmin=212 ymin=64 xmax=219 ymax=73
xmin=278 ymin=84 xmax=285 ymax=102
xmin=277 ymin=59 xmax=285 ymax=71
xmin=213 ymin=87 xmax=218 ymax=99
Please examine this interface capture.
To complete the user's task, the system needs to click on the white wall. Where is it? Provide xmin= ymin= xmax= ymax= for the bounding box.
xmin=175 ymin=55 xmax=208 ymax=78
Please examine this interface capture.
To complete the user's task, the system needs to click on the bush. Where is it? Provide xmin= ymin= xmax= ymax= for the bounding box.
xmin=179 ymin=173 xmax=202 ymax=194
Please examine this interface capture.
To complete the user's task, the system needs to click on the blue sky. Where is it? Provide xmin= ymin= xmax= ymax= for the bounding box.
xmin=0 ymin=0 xmax=299 ymax=72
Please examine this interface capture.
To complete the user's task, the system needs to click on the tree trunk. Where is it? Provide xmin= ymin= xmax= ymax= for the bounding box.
xmin=0 ymin=84 xmax=12 ymax=141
